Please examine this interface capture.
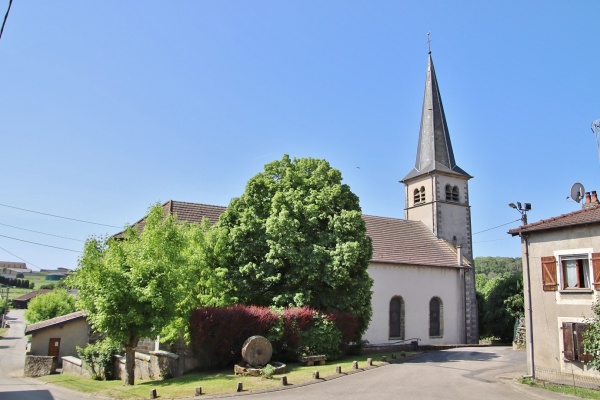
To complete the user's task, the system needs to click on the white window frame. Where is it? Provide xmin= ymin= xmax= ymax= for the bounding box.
xmin=554 ymin=248 xmax=593 ymax=291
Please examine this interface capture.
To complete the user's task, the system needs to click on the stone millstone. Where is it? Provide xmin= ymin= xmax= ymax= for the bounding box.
xmin=241 ymin=335 xmax=272 ymax=367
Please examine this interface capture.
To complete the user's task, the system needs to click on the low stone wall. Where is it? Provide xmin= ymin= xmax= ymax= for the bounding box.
xmin=24 ymin=355 xmax=57 ymax=377
xmin=62 ymin=356 xmax=92 ymax=378
xmin=114 ymin=350 xmax=197 ymax=381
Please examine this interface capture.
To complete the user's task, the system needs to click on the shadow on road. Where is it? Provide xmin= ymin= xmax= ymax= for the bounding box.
xmin=1 ymin=390 xmax=54 ymax=399
xmin=404 ymin=350 xmax=500 ymax=363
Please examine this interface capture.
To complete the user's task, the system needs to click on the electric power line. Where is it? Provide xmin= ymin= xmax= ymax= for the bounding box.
xmin=473 ymin=219 xmax=521 ymax=235
xmin=0 ymin=0 xmax=12 ymax=42
xmin=0 ymin=222 xmax=85 ymax=242
xmin=0 ymin=244 xmax=41 ymax=269
xmin=0 ymin=233 xmax=81 ymax=253
xmin=0 ymin=203 xmax=121 ymax=228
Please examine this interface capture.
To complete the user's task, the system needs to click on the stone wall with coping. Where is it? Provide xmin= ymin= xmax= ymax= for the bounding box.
xmin=113 ymin=350 xmax=198 ymax=381
xmin=61 ymin=356 xmax=92 ymax=378
xmin=24 ymin=355 xmax=57 ymax=377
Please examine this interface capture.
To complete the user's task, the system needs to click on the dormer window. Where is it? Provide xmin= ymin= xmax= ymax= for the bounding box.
xmin=414 ymin=187 xmax=425 ymax=205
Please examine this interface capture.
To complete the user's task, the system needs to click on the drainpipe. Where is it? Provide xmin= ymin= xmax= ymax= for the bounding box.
xmin=522 ymin=233 xmax=535 ymax=378
xmin=457 ymin=245 xmax=467 ymax=344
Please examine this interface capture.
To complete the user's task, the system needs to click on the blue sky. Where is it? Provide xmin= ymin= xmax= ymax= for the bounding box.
xmin=1 ymin=1 xmax=599 ymax=270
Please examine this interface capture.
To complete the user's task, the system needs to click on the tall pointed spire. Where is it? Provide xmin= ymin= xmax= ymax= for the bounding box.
xmin=402 ymin=53 xmax=470 ymax=182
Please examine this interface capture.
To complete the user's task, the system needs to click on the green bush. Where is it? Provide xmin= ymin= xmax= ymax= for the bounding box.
xmin=299 ymin=312 xmax=343 ymax=360
xmin=77 ymin=338 xmax=122 ymax=380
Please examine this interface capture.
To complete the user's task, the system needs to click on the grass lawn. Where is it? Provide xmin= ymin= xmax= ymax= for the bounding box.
xmin=520 ymin=378 xmax=600 ymax=399
xmin=40 ymin=352 xmax=410 ymax=399
xmin=0 ymin=327 xmax=7 ymax=337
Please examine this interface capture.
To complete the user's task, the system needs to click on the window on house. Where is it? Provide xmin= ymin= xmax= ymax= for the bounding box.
xmin=562 ymin=322 xmax=593 ymax=363
xmin=542 ymin=253 xmax=600 ymax=291
xmin=389 ymin=296 xmax=405 ymax=339
xmin=429 ymin=297 xmax=443 ymax=337
xmin=561 ymin=256 xmax=590 ymax=289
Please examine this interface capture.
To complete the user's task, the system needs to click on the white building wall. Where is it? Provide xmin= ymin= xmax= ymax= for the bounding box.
xmin=365 ymin=263 xmax=465 ymax=345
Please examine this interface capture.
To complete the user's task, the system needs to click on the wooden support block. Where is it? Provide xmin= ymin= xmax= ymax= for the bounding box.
xmin=381 ymin=356 xmax=387 ymax=362
xmin=150 ymin=389 xmax=157 ymax=399
xmin=237 ymin=382 xmax=243 ymax=392
xmin=401 ymin=351 xmax=406 ymax=357
xmin=367 ymin=358 xmax=373 ymax=366
xmin=195 ymin=387 xmax=202 ymax=396
xmin=313 ymin=371 xmax=320 ymax=379
xmin=391 ymin=353 xmax=396 ymax=359
xmin=352 ymin=361 xmax=358 ymax=369
xmin=336 ymin=366 xmax=342 ymax=374
xmin=282 ymin=376 xmax=288 ymax=386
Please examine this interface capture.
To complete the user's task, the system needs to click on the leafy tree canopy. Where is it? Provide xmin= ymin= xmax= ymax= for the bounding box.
xmin=475 ymin=256 xmax=522 ymax=280
xmin=218 ymin=155 xmax=373 ymax=336
xmin=24 ymin=289 xmax=77 ymax=324
xmin=476 ymin=272 xmax=524 ymax=341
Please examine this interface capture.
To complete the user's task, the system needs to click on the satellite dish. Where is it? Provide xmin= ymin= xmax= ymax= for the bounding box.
xmin=571 ymin=182 xmax=585 ymax=203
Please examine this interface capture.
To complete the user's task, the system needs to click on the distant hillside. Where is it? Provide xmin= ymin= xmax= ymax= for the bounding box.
xmin=474 ymin=257 xmax=522 ymax=279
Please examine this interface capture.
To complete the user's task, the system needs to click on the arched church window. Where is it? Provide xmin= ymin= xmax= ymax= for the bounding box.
xmin=420 ymin=186 xmax=425 ymax=203
xmin=413 ymin=189 xmax=420 ymax=204
xmin=445 ymin=184 xmax=452 ymax=201
xmin=389 ymin=296 xmax=405 ymax=339
xmin=429 ymin=297 xmax=443 ymax=337
xmin=452 ymin=186 xmax=459 ymax=202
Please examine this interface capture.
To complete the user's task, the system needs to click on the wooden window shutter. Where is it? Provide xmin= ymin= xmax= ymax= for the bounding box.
xmin=541 ymin=256 xmax=558 ymax=291
xmin=575 ymin=323 xmax=593 ymax=363
xmin=592 ymin=253 xmax=600 ymax=290
xmin=563 ymin=322 xmax=575 ymax=361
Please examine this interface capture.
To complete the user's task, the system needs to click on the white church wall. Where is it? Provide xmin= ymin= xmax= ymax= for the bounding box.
xmin=365 ymin=263 xmax=465 ymax=345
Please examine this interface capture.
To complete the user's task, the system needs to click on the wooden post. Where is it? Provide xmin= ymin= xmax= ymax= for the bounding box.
xmin=367 ymin=357 xmax=373 ymax=366
xmin=313 ymin=371 xmax=320 ymax=379
xmin=282 ymin=376 xmax=288 ymax=386
xmin=237 ymin=382 xmax=243 ymax=392
xmin=352 ymin=361 xmax=358 ymax=369
xmin=150 ymin=389 xmax=157 ymax=399
xmin=195 ymin=387 xmax=202 ymax=396
xmin=336 ymin=366 xmax=342 ymax=374
xmin=391 ymin=353 xmax=396 ymax=359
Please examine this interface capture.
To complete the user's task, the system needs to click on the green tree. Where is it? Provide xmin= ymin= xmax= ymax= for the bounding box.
xmin=478 ymin=273 xmax=524 ymax=341
xmin=24 ymin=289 xmax=76 ymax=324
xmin=160 ymin=219 xmax=236 ymax=343
xmin=584 ymin=301 xmax=600 ymax=369
xmin=218 ymin=155 xmax=373 ymax=336
xmin=69 ymin=204 xmax=187 ymax=385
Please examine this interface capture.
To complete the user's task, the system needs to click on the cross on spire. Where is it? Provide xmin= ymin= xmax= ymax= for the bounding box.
xmin=427 ymin=32 xmax=431 ymax=54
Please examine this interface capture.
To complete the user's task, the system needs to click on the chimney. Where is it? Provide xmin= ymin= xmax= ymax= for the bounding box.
xmin=584 ymin=191 xmax=599 ymax=208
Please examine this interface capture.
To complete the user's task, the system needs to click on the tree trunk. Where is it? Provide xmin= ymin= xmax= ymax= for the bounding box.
xmin=123 ymin=336 xmax=139 ymax=386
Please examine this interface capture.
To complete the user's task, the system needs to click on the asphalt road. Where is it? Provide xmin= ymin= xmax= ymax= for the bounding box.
xmin=216 ymin=347 xmax=574 ymax=400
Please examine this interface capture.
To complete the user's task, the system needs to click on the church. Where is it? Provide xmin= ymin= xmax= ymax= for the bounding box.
xmin=127 ymin=51 xmax=478 ymax=346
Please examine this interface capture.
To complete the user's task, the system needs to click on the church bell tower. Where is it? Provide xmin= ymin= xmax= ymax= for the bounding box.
xmin=401 ymin=51 xmax=479 ymax=344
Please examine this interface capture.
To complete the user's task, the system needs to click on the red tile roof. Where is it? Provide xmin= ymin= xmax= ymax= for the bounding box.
xmin=118 ymin=200 xmax=461 ymax=269
xmin=12 ymin=290 xmax=52 ymax=302
xmin=25 ymin=311 xmax=86 ymax=335
xmin=508 ymin=204 xmax=600 ymax=236
xmin=363 ymin=215 xmax=461 ymax=268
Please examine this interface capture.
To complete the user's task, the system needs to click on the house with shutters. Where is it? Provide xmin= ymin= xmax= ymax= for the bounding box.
xmin=509 ymin=199 xmax=600 ymax=386
xmin=121 ymin=51 xmax=479 ymax=347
